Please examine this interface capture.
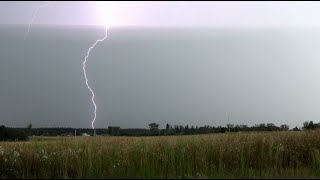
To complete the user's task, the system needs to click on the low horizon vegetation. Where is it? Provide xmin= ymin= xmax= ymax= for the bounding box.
xmin=1 ymin=131 xmax=320 ymax=178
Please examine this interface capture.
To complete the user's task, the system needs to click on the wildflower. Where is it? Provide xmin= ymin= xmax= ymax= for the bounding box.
xmin=43 ymin=155 xmax=48 ymax=160
xmin=276 ymin=143 xmax=284 ymax=152
xmin=0 ymin=146 xmax=4 ymax=156
xmin=13 ymin=151 xmax=20 ymax=158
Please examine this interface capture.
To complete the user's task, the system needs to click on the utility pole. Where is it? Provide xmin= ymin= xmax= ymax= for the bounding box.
xmin=228 ymin=112 xmax=230 ymax=133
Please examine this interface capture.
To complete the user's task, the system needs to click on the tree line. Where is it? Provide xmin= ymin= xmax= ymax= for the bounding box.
xmin=0 ymin=121 xmax=318 ymax=141
xmin=0 ymin=125 xmax=29 ymax=141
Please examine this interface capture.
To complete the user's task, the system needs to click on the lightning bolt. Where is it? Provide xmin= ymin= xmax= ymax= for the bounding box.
xmin=83 ymin=27 xmax=108 ymax=131
xmin=25 ymin=1 xmax=108 ymax=132
xmin=25 ymin=2 xmax=51 ymax=39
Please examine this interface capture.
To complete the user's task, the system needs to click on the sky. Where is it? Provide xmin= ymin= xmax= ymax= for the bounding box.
xmin=1 ymin=1 xmax=320 ymax=129
xmin=2 ymin=1 xmax=320 ymax=28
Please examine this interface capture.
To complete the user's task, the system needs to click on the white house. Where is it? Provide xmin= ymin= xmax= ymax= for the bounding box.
xmin=82 ymin=133 xmax=90 ymax=136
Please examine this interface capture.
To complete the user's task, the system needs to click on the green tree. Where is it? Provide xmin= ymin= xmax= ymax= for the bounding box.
xmin=280 ymin=124 xmax=289 ymax=131
xmin=149 ymin=123 xmax=159 ymax=135
xmin=27 ymin=123 xmax=32 ymax=136
xmin=185 ymin=125 xmax=189 ymax=135
xmin=166 ymin=123 xmax=170 ymax=135
xmin=293 ymin=126 xmax=300 ymax=131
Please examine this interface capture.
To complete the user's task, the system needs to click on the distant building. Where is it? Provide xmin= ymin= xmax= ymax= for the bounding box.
xmin=82 ymin=133 xmax=90 ymax=136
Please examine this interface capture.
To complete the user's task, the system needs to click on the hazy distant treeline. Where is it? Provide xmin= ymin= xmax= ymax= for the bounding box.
xmin=1 ymin=121 xmax=320 ymax=141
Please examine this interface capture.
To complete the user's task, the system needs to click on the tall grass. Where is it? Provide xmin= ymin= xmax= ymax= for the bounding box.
xmin=1 ymin=131 xmax=320 ymax=178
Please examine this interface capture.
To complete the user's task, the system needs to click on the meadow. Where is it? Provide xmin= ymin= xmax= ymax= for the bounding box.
xmin=1 ymin=131 xmax=320 ymax=179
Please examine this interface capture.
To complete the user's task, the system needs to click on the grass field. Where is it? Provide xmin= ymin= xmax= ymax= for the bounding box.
xmin=1 ymin=131 xmax=320 ymax=178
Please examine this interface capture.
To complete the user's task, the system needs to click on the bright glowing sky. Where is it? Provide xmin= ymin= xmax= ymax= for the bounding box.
xmin=1 ymin=1 xmax=320 ymax=28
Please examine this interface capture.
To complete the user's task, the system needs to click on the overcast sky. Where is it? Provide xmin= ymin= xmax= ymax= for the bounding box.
xmin=1 ymin=1 xmax=320 ymax=129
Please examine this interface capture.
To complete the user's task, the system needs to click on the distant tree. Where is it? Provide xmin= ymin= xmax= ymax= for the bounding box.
xmin=179 ymin=125 xmax=184 ymax=134
xmin=293 ymin=126 xmax=300 ymax=131
xmin=307 ymin=121 xmax=314 ymax=129
xmin=256 ymin=123 xmax=267 ymax=131
xmin=175 ymin=125 xmax=180 ymax=134
xmin=226 ymin=124 xmax=234 ymax=132
xmin=108 ymin=126 xmax=120 ymax=136
xmin=239 ymin=124 xmax=248 ymax=131
xmin=0 ymin=125 xmax=6 ymax=139
xmin=302 ymin=121 xmax=320 ymax=130
xmin=166 ymin=123 xmax=170 ymax=135
xmin=303 ymin=121 xmax=309 ymax=130
xmin=27 ymin=123 xmax=32 ymax=136
xmin=266 ymin=123 xmax=277 ymax=131
xmin=185 ymin=125 xmax=189 ymax=135
xmin=191 ymin=126 xmax=195 ymax=134
xmin=107 ymin=126 xmax=112 ymax=135
xmin=280 ymin=124 xmax=289 ymax=131
xmin=166 ymin=123 xmax=170 ymax=131
xmin=0 ymin=125 xmax=28 ymax=141
xmin=149 ymin=123 xmax=159 ymax=135
xmin=149 ymin=123 xmax=159 ymax=130
xmin=309 ymin=121 xmax=315 ymax=129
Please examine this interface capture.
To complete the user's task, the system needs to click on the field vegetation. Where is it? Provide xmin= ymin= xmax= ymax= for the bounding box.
xmin=1 ymin=131 xmax=320 ymax=178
